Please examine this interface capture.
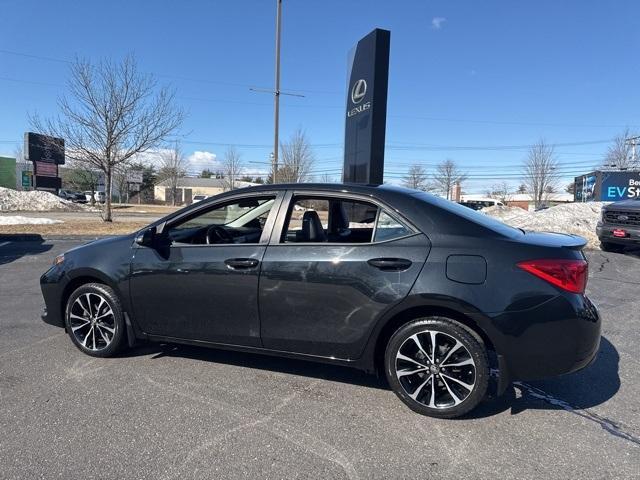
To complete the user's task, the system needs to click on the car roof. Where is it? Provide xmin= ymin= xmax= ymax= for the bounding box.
xmin=230 ymin=182 xmax=417 ymax=198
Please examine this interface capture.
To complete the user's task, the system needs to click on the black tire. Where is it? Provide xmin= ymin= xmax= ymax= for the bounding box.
xmin=600 ymin=242 xmax=624 ymax=253
xmin=385 ymin=317 xmax=489 ymax=419
xmin=64 ymin=283 xmax=126 ymax=357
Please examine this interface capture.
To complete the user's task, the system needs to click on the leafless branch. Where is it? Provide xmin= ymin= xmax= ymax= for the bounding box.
xmin=522 ymin=139 xmax=559 ymax=208
xmin=29 ymin=54 xmax=184 ymax=220
xmin=432 ymin=159 xmax=467 ymax=200
xmin=221 ymin=146 xmax=244 ymax=191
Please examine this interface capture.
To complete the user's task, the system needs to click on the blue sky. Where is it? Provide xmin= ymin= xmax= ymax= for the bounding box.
xmin=1 ymin=0 xmax=639 ymax=192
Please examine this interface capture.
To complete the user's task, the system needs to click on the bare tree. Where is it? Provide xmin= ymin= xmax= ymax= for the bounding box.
xmin=565 ymin=182 xmax=575 ymax=195
xmin=279 ymin=128 xmax=314 ymax=183
xmin=157 ymin=143 xmax=188 ymax=205
xmin=432 ymin=159 xmax=467 ymax=200
xmin=14 ymin=144 xmax=24 ymax=163
xmin=603 ymin=128 xmax=638 ymax=170
xmin=221 ymin=146 xmax=244 ymax=191
xmin=489 ymin=181 xmax=512 ymax=203
xmin=31 ymin=55 xmax=184 ymax=221
xmin=318 ymin=172 xmax=338 ymax=183
xmin=522 ymin=139 xmax=558 ymax=209
xmin=402 ymin=164 xmax=430 ymax=191
xmin=113 ymin=163 xmax=131 ymax=204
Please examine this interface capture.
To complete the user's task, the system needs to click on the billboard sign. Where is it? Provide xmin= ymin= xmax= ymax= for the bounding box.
xmin=126 ymin=171 xmax=143 ymax=184
xmin=343 ymin=28 xmax=390 ymax=185
xmin=24 ymin=132 xmax=65 ymax=165
xmin=574 ymin=170 xmax=640 ymax=202
xmin=600 ymin=171 xmax=640 ymax=201
xmin=22 ymin=171 xmax=32 ymax=187
xmin=25 ymin=132 xmax=65 ymax=192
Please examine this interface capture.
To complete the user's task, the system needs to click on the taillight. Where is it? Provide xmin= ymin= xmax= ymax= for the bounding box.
xmin=517 ymin=259 xmax=588 ymax=294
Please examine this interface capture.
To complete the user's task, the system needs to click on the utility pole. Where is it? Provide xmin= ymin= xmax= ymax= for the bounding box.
xmin=249 ymin=0 xmax=304 ymax=185
xmin=273 ymin=0 xmax=282 ymax=184
xmin=625 ymin=135 xmax=640 ymax=166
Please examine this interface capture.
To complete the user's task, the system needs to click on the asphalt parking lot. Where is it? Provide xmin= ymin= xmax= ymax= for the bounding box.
xmin=1 ymin=238 xmax=639 ymax=479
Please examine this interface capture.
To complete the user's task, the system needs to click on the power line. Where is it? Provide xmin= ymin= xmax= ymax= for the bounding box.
xmin=0 ymin=48 xmax=339 ymax=95
xmin=2 ymin=48 xmax=637 ymax=130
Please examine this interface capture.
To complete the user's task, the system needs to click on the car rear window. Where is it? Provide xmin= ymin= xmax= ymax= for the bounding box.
xmin=411 ymin=192 xmax=522 ymax=238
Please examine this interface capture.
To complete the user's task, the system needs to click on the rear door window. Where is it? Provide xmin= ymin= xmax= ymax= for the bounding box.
xmin=374 ymin=210 xmax=412 ymax=242
xmin=283 ymin=196 xmax=378 ymax=243
xmin=281 ymin=195 xmax=413 ymax=244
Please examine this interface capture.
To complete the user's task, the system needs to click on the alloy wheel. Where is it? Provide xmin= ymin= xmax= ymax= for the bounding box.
xmin=395 ymin=329 xmax=476 ymax=409
xmin=68 ymin=292 xmax=116 ymax=351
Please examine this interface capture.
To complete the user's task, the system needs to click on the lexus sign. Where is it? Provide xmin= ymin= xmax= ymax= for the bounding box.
xmin=343 ymin=29 xmax=390 ymax=185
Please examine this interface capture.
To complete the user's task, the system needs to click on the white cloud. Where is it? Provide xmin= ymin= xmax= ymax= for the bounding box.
xmin=431 ymin=17 xmax=446 ymax=29
xmin=128 ymin=149 xmax=220 ymax=175
xmin=187 ymin=150 xmax=218 ymax=170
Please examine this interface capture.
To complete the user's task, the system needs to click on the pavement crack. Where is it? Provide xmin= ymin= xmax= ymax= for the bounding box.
xmin=515 ymin=382 xmax=640 ymax=447
xmin=594 ymin=253 xmax=610 ymax=274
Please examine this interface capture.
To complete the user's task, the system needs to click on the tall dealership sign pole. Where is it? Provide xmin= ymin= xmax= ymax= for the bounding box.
xmin=343 ymin=29 xmax=391 ymax=185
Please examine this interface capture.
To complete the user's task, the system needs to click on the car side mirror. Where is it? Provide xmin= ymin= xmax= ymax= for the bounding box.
xmin=135 ymin=227 xmax=157 ymax=247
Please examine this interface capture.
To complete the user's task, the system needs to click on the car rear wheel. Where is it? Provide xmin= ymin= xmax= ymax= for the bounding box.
xmin=64 ymin=283 xmax=125 ymax=357
xmin=385 ymin=317 xmax=489 ymax=419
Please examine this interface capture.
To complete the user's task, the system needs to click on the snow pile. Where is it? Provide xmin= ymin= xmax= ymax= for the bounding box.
xmin=482 ymin=205 xmax=531 ymax=223
xmin=0 ymin=215 xmax=63 ymax=225
xmin=0 ymin=187 xmax=90 ymax=212
xmin=483 ymin=202 xmax=607 ymax=249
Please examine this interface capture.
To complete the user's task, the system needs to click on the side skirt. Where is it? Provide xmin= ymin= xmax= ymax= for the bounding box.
xmin=143 ymin=334 xmax=365 ymax=370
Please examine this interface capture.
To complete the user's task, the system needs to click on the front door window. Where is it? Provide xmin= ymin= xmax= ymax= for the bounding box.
xmin=167 ymin=196 xmax=276 ymax=245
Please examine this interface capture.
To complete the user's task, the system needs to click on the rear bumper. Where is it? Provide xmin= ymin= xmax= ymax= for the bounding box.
xmin=597 ymin=222 xmax=640 ymax=245
xmin=476 ymin=294 xmax=601 ymax=382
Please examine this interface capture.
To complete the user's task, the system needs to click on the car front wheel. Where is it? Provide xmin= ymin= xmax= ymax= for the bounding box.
xmin=64 ymin=283 xmax=125 ymax=357
xmin=385 ymin=317 xmax=489 ymax=419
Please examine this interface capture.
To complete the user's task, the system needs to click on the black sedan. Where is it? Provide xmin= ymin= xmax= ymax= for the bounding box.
xmin=40 ymin=183 xmax=600 ymax=418
xmin=58 ymin=189 xmax=87 ymax=203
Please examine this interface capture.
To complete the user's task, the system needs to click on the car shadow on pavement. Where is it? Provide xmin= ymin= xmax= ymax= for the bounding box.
xmin=0 ymin=235 xmax=53 ymax=266
xmin=124 ymin=342 xmax=387 ymax=390
xmin=623 ymin=246 xmax=640 ymax=258
xmin=468 ymin=336 xmax=620 ymax=419
xmin=122 ymin=335 xmax=620 ymax=415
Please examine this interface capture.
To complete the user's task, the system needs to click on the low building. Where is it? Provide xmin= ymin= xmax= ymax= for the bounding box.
xmin=460 ymin=192 xmax=573 ymax=211
xmin=504 ymin=193 xmax=574 ymax=211
xmin=154 ymin=177 xmax=257 ymax=204
xmin=0 ymin=156 xmax=16 ymax=189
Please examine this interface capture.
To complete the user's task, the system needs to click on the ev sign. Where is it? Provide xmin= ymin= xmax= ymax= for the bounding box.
xmin=574 ymin=170 xmax=640 ymax=201
xmin=602 ymin=172 xmax=640 ymax=200
xmin=343 ymin=28 xmax=390 ymax=185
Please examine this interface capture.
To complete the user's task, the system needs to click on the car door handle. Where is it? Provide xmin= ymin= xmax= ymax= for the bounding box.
xmin=225 ymin=258 xmax=259 ymax=269
xmin=367 ymin=258 xmax=412 ymax=271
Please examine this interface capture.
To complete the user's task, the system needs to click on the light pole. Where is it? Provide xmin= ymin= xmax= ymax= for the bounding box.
xmin=273 ymin=0 xmax=282 ymax=184
xmin=249 ymin=0 xmax=304 ymax=185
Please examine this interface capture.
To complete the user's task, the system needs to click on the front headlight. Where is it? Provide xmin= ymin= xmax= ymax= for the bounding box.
xmin=53 ymin=254 xmax=65 ymax=266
